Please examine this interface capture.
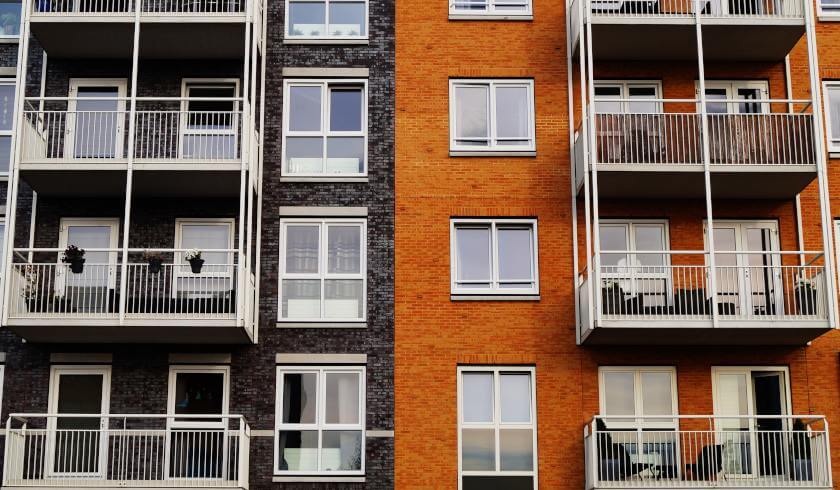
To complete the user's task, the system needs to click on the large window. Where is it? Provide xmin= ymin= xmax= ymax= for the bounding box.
xmin=458 ymin=367 xmax=537 ymax=490
xmin=0 ymin=0 xmax=20 ymax=38
xmin=181 ymin=80 xmax=239 ymax=160
xmin=819 ymin=0 xmax=840 ymax=15
xmin=599 ymin=220 xmax=669 ymax=311
xmin=824 ymin=82 xmax=840 ymax=152
xmin=275 ymin=366 xmax=365 ymax=475
xmin=279 ymin=218 xmax=366 ymax=321
xmin=450 ymin=79 xmax=535 ymax=153
xmin=167 ymin=366 xmax=229 ymax=426
xmin=174 ymin=219 xmax=235 ymax=298
xmin=0 ymin=79 xmax=15 ymax=174
xmin=450 ymin=218 xmax=538 ymax=295
xmin=593 ymin=81 xmax=661 ymax=114
xmin=449 ymin=0 xmax=532 ymax=18
xmin=282 ymin=80 xmax=367 ymax=176
xmin=286 ymin=0 xmax=367 ymax=40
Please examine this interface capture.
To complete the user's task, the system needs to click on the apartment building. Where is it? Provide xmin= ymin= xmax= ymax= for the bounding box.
xmin=396 ymin=0 xmax=840 ymax=490
xmin=0 ymin=0 xmax=394 ymax=485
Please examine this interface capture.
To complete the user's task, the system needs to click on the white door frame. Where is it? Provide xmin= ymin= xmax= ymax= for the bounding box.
xmin=173 ymin=218 xmax=235 ymax=299
xmin=697 ymin=81 xmax=770 ymax=114
xmin=66 ymin=79 xmax=127 ymax=160
xmin=46 ymin=365 xmax=112 ymax=479
xmin=178 ymin=79 xmax=240 ymax=160
xmin=56 ymin=218 xmax=120 ymax=298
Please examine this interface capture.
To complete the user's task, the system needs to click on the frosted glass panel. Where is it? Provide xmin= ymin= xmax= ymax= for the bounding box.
xmin=462 ymin=372 xmax=493 ymax=423
xmin=500 ymin=373 xmax=531 ymax=423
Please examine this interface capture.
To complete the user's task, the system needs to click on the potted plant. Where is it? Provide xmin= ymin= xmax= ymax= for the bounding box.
xmin=143 ymin=251 xmax=164 ymax=274
xmin=61 ymin=245 xmax=86 ymax=274
xmin=795 ymin=278 xmax=818 ymax=316
xmin=185 ymin=249 xmax=204 ymax=274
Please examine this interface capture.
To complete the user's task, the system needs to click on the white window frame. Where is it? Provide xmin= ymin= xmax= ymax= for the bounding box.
xmin=57 ymin=217 xmax=120 ymax=297
xmin=166 ymin=365 xmax=230 ymax=429
xmin=817 ymin=0 xmax=840 ymax=17
xmin=449 ymin=79 xmax=536 ymax=153
xmin=0 ymin=1 xmax=21 ymax=39
xmin=598 ymin=366 xmax=678 ymax=430
xmin=274 ymin=365 xmax=366 ymax=476
xmin=0 ymin=78 xmax=14 ymax=177
xmin=457 ymin=366 xmax=538 ymax=490
xmin=281 ymin=79 xmax=368 ymax=177
xmin=599 ymin=219 xmax=671 ymax=306
xmin=450 ymin=218 xmax=539 ymax=295
xmin=593 ymin=80 xmax=662 ymax=114
xmin=278 ymin=217 xmax=367 ymax=322
xmin=823 ymin=81 xmax=840 ymax=152
xmin=449 ymin=0 xmax=532 ymax=18
xmin=284 ymin=0 xmax=369 ymax=42
xmin=696 ymin=80 xmax=770 ymax=114
xmin=179 ymin=78 xmax=241 ymax=160
xmin=66 ymin=78 xmax=128 ymax=160
xmin=173 ymin=218 xmax=236 ymax=297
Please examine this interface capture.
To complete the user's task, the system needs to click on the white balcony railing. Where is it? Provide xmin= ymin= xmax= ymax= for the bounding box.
xmin=584 ymin=415 xmax=831 ymax=489
xmin=587 ymin=0 xmax=804 ymax=19
xmin=3 ymin=414 xmax=249 ymax=488
xmin=7 ymin=248 xmax=241 ymax=322
xmin=596 ymin=251 xmax=828 ymax=322
xmin=31 ymin=0 xmax=245 ymax=15
xmin=20 ymin=98 xmax=244 ymax=165
xmin=592 ymin=107 xmax=816 ymax=167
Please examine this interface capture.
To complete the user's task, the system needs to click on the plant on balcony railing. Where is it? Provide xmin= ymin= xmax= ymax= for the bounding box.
xmin=185 ymin=248 xmax=204 ymax=273
xmin=143 ymin=251 xmax=164 ymax=274
xmin=61 ymin=245 xmax=86 ymax=274
xmin=795 ymin=278 xmax=818 ymax=316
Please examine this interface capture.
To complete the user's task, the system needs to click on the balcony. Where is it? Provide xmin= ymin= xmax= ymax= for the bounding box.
xmin=3 ymin=248 xmax=256 ymax=343
xmin=3 ymin=414 xmax=249 ymax=489
xmin=18 ymin=98 xmax=248 ymax=197
xmin=583 ymin=415 xmax=831 ymax=489
xmin=27 ymin=0 xmax=251 ymax=59
xmin=577 ymin=251 xmax=831 ymax=344
xmin=574 ymin=104 xmax=818 ymax=198
xmin=569 ymin=0 xmax=806 ymax=61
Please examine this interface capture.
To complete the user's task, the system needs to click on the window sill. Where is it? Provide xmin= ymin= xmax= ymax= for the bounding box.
xmin=279 ymin=176 xmax=369 ymax=183
xmin=449 ymin=150 xmax=536 ymax=157
xmin=284 ymin=38 xmax=369 ymax=45
xmin=451 ymin=294 xmax=540 ymax=301
xmin=449 ymin=13 xmax=533 ymax=20
xmin=276 ymin=322 xmax=367 ymax=329
xmin=273 ymin=476 xmax=365 ymax=483
xmin=818 ymin=13 xmax=840 ymax=21
xmin=0 ymin=37 xmax=18 ymax=44
xmin=829 ymin=152 xmax=840 ymax=159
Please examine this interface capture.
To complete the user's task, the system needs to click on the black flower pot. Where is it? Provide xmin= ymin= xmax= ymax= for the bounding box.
xmin=189 ymin=258 xmax=204 ymax=274
xmin=148 ymin=258 xmax=163 ymax=274
xmin=68 ymin=258 xmax=85 ymax=274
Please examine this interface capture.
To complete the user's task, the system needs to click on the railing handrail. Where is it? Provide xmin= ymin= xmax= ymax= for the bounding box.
xmin=596 ymin=250 xmax=824 ymax=256
xmin=8 ymin=413 xmax=248 ymax=423
xmin=14 ymin=247 xmax=239 ymax=253
xmin=24 ymin=96 xmax=244 ymax=103
xmin=592 ymin=98 xmax=811 ymax=104
xmin=591 ymin=414 xmax=826 ymax=421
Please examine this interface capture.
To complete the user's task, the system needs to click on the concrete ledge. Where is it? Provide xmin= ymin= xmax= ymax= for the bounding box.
xmin=366 ymin=430 xmax=394 ymax=438
xmin=279 ymin=176 xmax=368 ymax=183
xmin=0 ymin=66 xmax=16 ymax=75
xmin=451 ymin=295 xmax=541 ymax=302
xmin=282 ymin=67 xmax=369 ymax=78
xmin=169 ymin=353 xmax=231 ymax=364
xmin=273 ymin=476 xmax=365 ymax=483
xmin=51 ymin=353 xmax=112 ymax=364
xmin=0 ymin=352 xmax=6 ymax=363
xmin=279 ymin=206 xmax=368 ymax=217
xmin=450 ymin=150 xmax=536 ymax=157
xmin=830 ymin=152 xmax=840 ymax=159
xmin=277 ymin=322 xmax=367 ymax=328
xmin=283 ymin=38 xmax=369 ymax=45
xmin=449 ymin=13 xmax=533 ymax=20
xmin=276 ymin=353 xmax=367 ymax=364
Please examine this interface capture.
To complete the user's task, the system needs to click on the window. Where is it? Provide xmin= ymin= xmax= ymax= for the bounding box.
xmin=599 ymin=220 xmax=669 ymax=309
xmin=824 ymin=82 xmax=840 ymax=152
xmin=458 ymin=367 xmax=536 ymax=490
xmin=450 ymin=79 xmax=535 ymax=153
xmin=449 ymin=0 xmax=531 ymax=18
xmin=275 ymin=366 xmax=365 ymax=475
xmin=181 ymin=80 xmax=239 ymax=160
xmin=0 ymin=79 xmax=14 ymax=174
xmin=279 ymin=218 xmax=366 ymax=321
xmin=819 ymin=0 xmax=840 ymax=15
xmin=167 ymin=366 xmax=230 ymax=426
xmin=282 ymin=80 xmax=367 ymax=176
xmin=450 ymin=218 xmax=538 ymax=295
xmin=286 ymin=0 xmax=367 ymax=40
xmin=593 ymin=81 xmax=661 ymax=114
xmin=699 ymin=80 xmax=768 ymax=115
xmin=0 ymin=0 xmax=21 ymax=38
xmin=174 ymin=219 xmax=235 ymax=298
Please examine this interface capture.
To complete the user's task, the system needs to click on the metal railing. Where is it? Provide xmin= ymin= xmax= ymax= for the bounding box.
xmin=597 ymin=251 xmax=828 ymax=322
xmin=587 ymin=0 xmax=804 ymax=19
xmin=31 ymin=0 xmax=245 ymax=14
xmin=584 ymin=415 xmax=831 ymax=488
xmin=593 ymin=107 xmax=815 ymax=167
xmin=7 ymin=248 xmax=240 ymax=321
xmin=19 ymin=98 xmax=244 ymax=165
xmin=3 ymin=414 xmax=250 ymax=488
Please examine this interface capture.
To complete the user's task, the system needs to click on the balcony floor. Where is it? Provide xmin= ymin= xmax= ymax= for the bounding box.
xmin=5 ymin=319 xmax=254 ymax=343
xmin=582 ymin=320 xmax=831 ymax=345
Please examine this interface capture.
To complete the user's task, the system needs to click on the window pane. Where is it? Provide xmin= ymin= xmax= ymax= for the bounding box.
xmin=285 ymin=225 xmax=319 ymax=274
xmin=499 ymin=429 xmax=534 ymax=471
xmin=497 ymin=227 xmax=533 ymax=284
xmin=594 ymin=85 xmax=622 ymax=113
xmin=461 ymin=429 xmax=495 ymax=471
xmin=829 ymin=87 xmax=840 ymax=141
xmin=329 ymin=88 xmax=363 ymax=132
xmin=282 ymin=279 xmax=321 ymax=318
xmin=628 ymin=86 xmax=658 ymax=113
xmin=322 ymin=431 xmax=363 ymax=471
xmin=599 ymin=225 xmax=628 ymax=267
xmin=281 ymin=372 xmax=317 ymax=424
xmin=455 ymin=85 xmax=489 ymax=144
xmin=285 ymin=137 xmax=324 ymax=174
xmin=603 ymin=371 xmax=635 ymax=416
xmin=325 ymin=372 xmax=360 ymax=424
xmin=326 ymin=137 xmax=364 ymax=173
xmin=495 ymin=86 xmax=530 ymax=144
xmin=328 ymin=226 xmax=361 ymax=273
xmin=180 ymin=224 xmax=230 ymax=266
xmin=463 ymin=476 xmax=534 ymax=490
xmin=634 ymin=225 xmax=665 ymax=267
xmin=0 ymin=84 xmax=14 ymax=131
xmin=328 ymin=2 xmax=365 ymax=36
xmin=641 ymin=372 xmax=673 ymax=416
xmin=462 ymin=372 xmax=493 ymax=423
xmin=0 ymin=135 xmax=12 ymax=173
xmin=500 ymin=373 xmax=531 ymax=423
xmin=173 ymin=373 xmax=224 ymax=415
xmin=324 ymin=280 xmax=363 ymax=319
xmin=277 ymin=430 xmax=318 ymax=471
xmin=456 ymin=226 xmax=491 ymax=286
xmin=288 ymin=2 xmax=326 ymax=36
xmin=0 ymin=2 xmax=20 ymax=37
xmin=289 ymin=85 xmax=322 ymax=131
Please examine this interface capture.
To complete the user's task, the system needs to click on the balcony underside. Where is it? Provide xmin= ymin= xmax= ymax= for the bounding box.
xmin=19 ymin=167 xmax=243 ymax=197
xmin=30 ymin=21 xmax=246 ymax=59
xmin=584 ymin=22 xmax=804 ymax=61
xmin=5 ymin=319 xmax=253 ymax=343
xmin=588 ymin=165 xmax=817 ymax=198
xmin=582 ymin=321 xmax=831 ymax=345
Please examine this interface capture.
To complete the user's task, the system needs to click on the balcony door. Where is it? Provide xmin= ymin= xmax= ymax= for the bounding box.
xmin=712 ymin=367 xmax=791 ymax=480
xmin=701 ymin=81 xmax=769 ymax=164
xmin=706 ymin=220 xmax=781 ymax=318
xmin=180 ymin=80 xmax=239 ymax=160
xmin=593 ymin=81 xmax=662 ymax=165
xmin=66 ymin=79 xmax=126 ymax=160
xmin=56 ymin=218 xmax=119 ymax=313
xmin=46 ymin=366 xmax=111 ymax=478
